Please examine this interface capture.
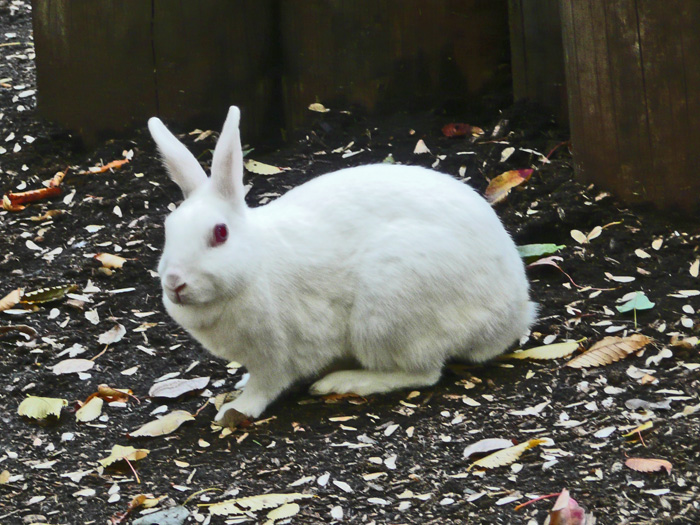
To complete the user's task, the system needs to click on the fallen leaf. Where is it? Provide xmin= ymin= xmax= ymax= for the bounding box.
xmin=0 ymin=288 xmax=22 ymax=312
xmin=441 ymin=123 xmax=483 ymax=138
xmin=94 ymin=253 xmax=127 ymax=269
xmin=51 ymin=358 xmax=95 ymax=375
xmin=623 ymin=421 xmax=654 ymax=438
xmin=76 ymin=396 xmax=103 ymax=422
xmin=98 ymin=445 xmax=149 ymax=467
xmin=516 ymin=244 xmax=566 ymax=260
xmin=463 ymin=438 xmax=514 ymax=459
xmin=308 ymin=102 xmax=330 ymax=113
xmin=566 ymin=334 xmax=651 ymax=369
xmin=21 ymin=284 xmax=78 ymax=304
xmin=98 ymin=323 xmax=127 ymax=345
xmin=691 ymin=260 xmax=699 ymax=278
xmin=413 ymin=139 xmax=430 ymax=154
xmin=3 ymin=186 xmax=61 ymax=209
xmin=263 ymin=502 xmax=301 ymax=525
xmin=18 ymin=396 xmax=68 ymax=420
xmin=625 ymin=457 xmax=672 ymax=474
xmin=503 ymin=341 xmax=580 ymax=361
xmin=549 ymin=488 xmax=592 ymax=525
xmin=205 ymin=493 xmax=314 ymax=516
xmin=244 ymin=160 xmax=285 ymax=175
xmin=148 ymin=377 xmax=210 ymax=398
xmin=468 ymin=439 xmax=547 ymax=470
xmin=0 ymin=470 xmax=10 ymax=484
xmin=0 ymin=325 xmax=38 ymax=338
xmin=485 ymin=169 xmax=533 ymax=204
xmin=129 ymin=410 xmax=195 ymax=437
xmin=80 ymin=158 xmax=130 ymax=175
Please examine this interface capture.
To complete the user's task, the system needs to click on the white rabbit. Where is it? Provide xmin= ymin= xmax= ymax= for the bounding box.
xmin=149 ymin=106 xmax=536 ymax=425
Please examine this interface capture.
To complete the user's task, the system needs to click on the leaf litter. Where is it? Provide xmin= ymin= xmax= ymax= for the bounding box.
xmin=1 ymin=13 xmax=700 ymax=522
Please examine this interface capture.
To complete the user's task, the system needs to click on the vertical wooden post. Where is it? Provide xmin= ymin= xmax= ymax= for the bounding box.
xmin=561 ymin=0 xmax=700 ymax=212
xmin=509 ymin=0 xmax=567 ymax=124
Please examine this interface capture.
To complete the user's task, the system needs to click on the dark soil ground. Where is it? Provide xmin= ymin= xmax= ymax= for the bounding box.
xmin=2 ymin=4 xmax=700 ymax=525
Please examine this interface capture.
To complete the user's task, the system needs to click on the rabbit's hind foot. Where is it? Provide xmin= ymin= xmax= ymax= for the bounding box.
xmin=309 ymin=369 xmax=440 ymax=396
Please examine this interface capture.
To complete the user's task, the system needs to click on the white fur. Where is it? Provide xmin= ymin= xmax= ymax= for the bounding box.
xmin=149 ymin=106 xmax=536 ymax=421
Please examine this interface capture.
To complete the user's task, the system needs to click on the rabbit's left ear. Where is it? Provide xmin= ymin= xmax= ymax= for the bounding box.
xmin=211 ymin=106 xmax=246 ymax=208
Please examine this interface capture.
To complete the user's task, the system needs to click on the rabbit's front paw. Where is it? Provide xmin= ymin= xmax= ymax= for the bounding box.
xmin=215 ymin=401 xmax=250 ymax=428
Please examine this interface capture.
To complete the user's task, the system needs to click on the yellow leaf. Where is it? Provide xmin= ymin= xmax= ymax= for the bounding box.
xmin=204 ymin=493 xmax=314 ymax=516
xmin=566 ymin=334 xmax=651 ymax=369
xmin=94 ymin=253 xmax=127 ymax=269
xmin=503 ymin=341 xmax=580 ymax=361
xmin=76 ymin=397 xmax=103 ymax=422
xmin=308 ymin=103 xmax=330 ymax=113
xmin=485 ymin=169 xmax=533 ymax=204
xmin=625 ymin=457 xmax=672 ymax=474
xmin=17 ymin=396 xmax=68 ymax=420
xmin=263 ymin=503 xmax=301 ymax=525
xmin=129 ymin=410 xmax=195 ymax=437
xmin=0 ymin=288 xmax=22 ymax=312
xmin=0 ymin=470 xmax=10 ymax=484
xmin=98 ymin=445 xmax=149 ymax=467
xmin=244 ymin=160 xmax=285 ymax=175
xmin=570 ymin=229 xmax=588 ymax=244
xmin=623 ymin=421 xmax=653 ymax=438
xmin=468 ymin=439 xmax=547 ymax=470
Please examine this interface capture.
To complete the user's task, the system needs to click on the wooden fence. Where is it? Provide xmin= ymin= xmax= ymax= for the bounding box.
xmin=32 ymin=0 xmax=700 ymax=213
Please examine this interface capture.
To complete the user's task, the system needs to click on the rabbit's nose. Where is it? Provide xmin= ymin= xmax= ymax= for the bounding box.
xmin=163 ymin=272 xmax=185 ymax=290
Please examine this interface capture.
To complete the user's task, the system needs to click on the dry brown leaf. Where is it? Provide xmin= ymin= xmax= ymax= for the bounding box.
xmin=94 ymin=253 xmax=127 ymax=269
xmin=205 ymin=493 xmax=314 ymax=516
xmin=0 ymin=288 xmax=22 ymax=312
xmin=129 ymin=410 xmax=195 ymax=437
xmin=98 ymin=445 xmax=149 ymax=467
xmin=148 ymin=377 xmax=210 ymax=398
xmin=502 ymin=341 xmax=580 ymax=361
xmin=625 ymin=457 xmax=672 ymax=474
xmin=0 ymin=325 xmax=37 ymax=338
xmin=566 ymin=334 xmax=651 ymax=369
xmin=468 ymin=438 xmax=547 ymax=470
xmin=98 ymin=323 xmax=126 ymax=345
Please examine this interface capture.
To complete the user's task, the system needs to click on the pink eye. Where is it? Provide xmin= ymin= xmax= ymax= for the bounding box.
xmin=212 ymin=223 xmax=228 ymax=246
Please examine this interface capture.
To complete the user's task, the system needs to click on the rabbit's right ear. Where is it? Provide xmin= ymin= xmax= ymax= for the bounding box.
xmin=148 ymin=117 xmax=208 ymax=198
xmin=210 ymin=106 xmax=246 ymax=208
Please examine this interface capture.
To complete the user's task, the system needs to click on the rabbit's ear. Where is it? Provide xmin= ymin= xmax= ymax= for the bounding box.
xmin=210 ymin=106 xmax=246 ymax=207
xmin=148 ymin=117 xmax=207 ymax=198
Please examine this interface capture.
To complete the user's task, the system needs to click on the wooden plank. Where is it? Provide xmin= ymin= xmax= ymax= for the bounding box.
xmin=280 ymin=0 xmax=510 ymax=131
xmin=32 ymin=0 xmax=156 ymax=145
xmin=152 ymin=0 xmax=278 ymax=142
xmin=509 ymin=0 xmax=567 ymax=123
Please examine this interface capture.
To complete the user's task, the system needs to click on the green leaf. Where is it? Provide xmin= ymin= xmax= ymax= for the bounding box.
xmin=21 ymin=284 xmax=78 ymax=304
xmin=616 ymin=292 xmax=655 ymax=313
xmin=517 ymin=244 xmax=566 ymax=260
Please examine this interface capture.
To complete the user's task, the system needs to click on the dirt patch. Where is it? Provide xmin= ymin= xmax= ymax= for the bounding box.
xmin=1 ymin=4 xmax=700 ymax=525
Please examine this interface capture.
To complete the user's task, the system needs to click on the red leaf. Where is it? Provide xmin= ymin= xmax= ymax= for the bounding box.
xmin=441 ymin=123 xmax=484 ymax=138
